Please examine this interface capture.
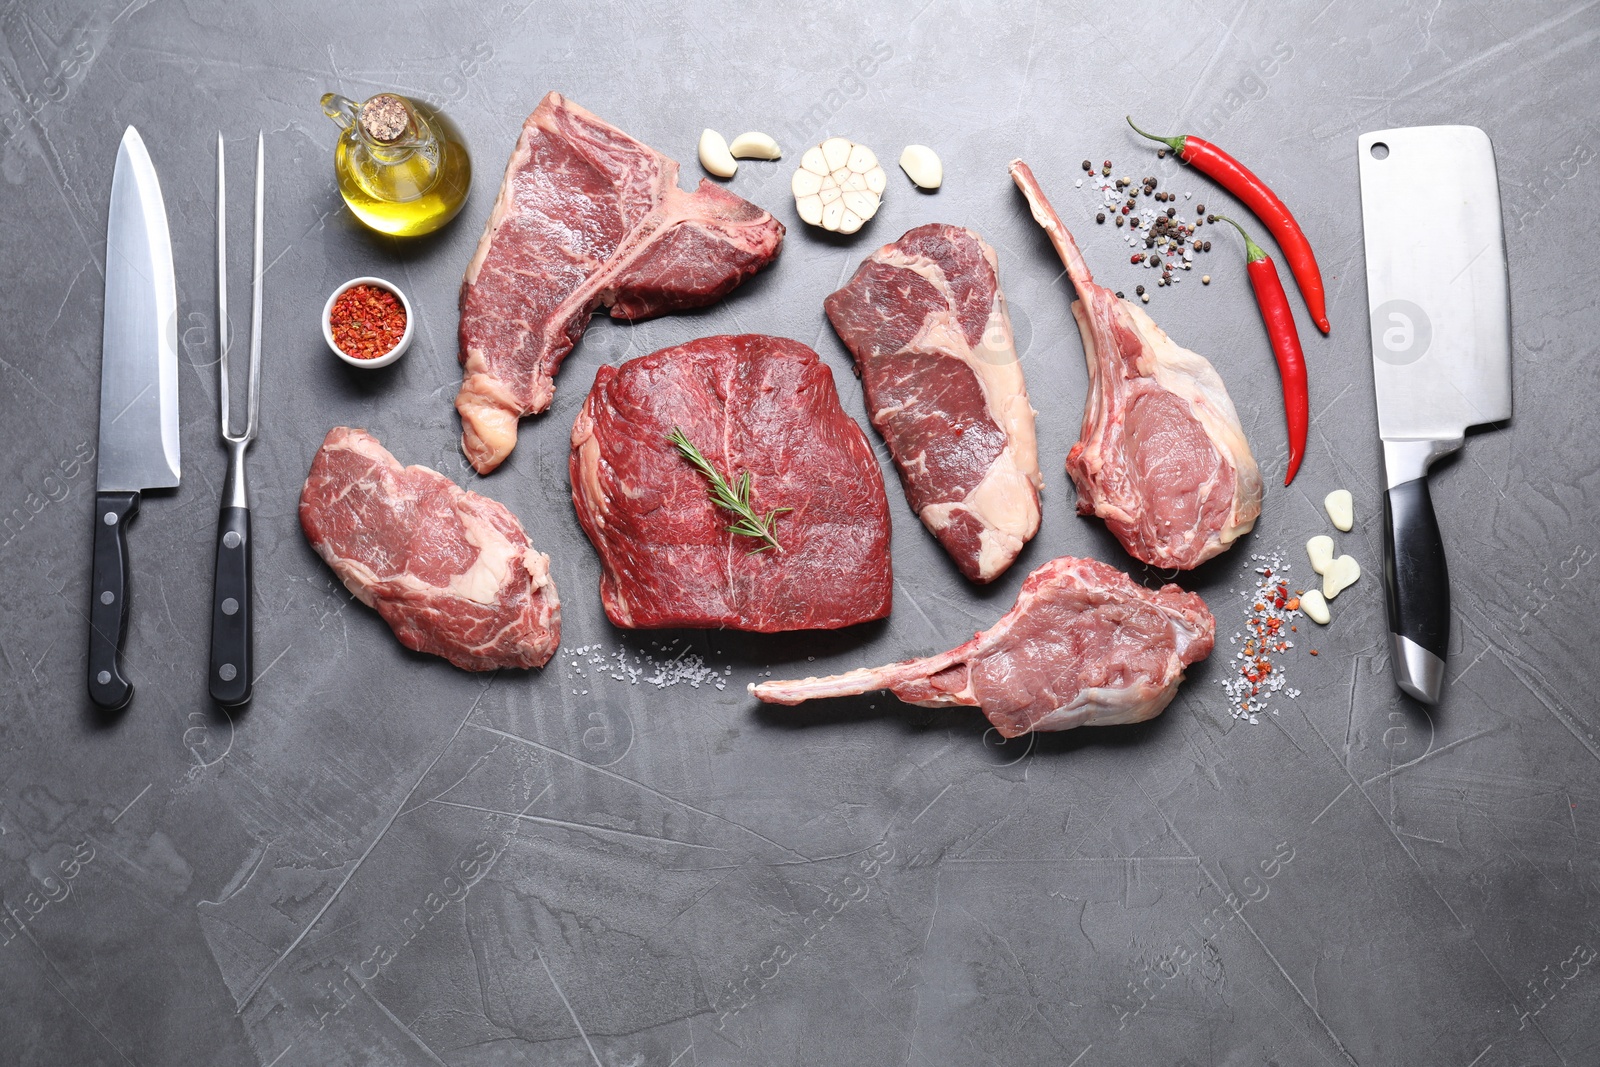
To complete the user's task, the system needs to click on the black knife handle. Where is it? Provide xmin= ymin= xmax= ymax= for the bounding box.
xmin=1383 ymin=476 xmax=1450 ymax=694
xmin=88 ymin=490 xmax=140 ymax=710
xmin=208 ymin=506 xmax=253 ymax=706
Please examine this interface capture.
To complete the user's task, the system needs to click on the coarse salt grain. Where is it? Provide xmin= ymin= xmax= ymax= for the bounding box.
xmin=1219 ymin=551 xmax=1305 ymax=723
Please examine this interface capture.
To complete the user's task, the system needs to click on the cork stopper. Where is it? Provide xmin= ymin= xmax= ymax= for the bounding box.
xmin=359 ymin=94 xmax=411 ymax=144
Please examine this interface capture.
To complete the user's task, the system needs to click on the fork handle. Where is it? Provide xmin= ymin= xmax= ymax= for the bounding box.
xmin=209 ymin=441 xmax=252 ymax=705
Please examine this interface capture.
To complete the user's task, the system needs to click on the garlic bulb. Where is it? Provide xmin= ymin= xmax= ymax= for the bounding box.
xmin=792 ymin=137 xmax=885 ymax=234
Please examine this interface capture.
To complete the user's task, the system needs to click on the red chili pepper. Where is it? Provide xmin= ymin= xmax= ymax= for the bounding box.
xmin=1214 ymin=215 xmax=1309 ymax=486
xmin=1128 ymin=117 xmax=1330 ymax=334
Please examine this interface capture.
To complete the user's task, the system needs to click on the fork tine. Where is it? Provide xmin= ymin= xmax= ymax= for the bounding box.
xmin=246 ymin=131 xmax=264 ymax=441
xmin=217 ymin=132 xmax=230 ymax=440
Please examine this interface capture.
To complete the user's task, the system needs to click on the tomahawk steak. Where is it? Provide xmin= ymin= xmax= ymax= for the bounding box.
xmin=825 ymin=223 xmax=1042 ymax=583
xmin=299 ymin=428 xmax=560 ymax=671
xmin=1009 ymin=160 xmax=1261 ymax=570
xmin=752 ymin=556 xmax=1213 ymax=737
xmin=457 ymin=92 xmax=786 ymax=474
xmin=571 ymin=335 xmax=893 ymax=632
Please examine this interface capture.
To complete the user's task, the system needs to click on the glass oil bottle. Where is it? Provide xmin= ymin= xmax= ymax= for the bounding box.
xmin=321 ymin=91 xmax=471 ymax=237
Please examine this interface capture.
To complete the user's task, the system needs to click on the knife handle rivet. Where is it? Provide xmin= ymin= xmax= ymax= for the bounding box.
xmin=97 ymin=670 xmax=111 ymax=685
xmin=100 ymin=590 xmax=115 ymax=605
xmin=218 ymin=663 xmax=237 ymax=682
xmin=104 ymin=511 xmax=119 ymax=526
xmin=223 ymin=531 xmax=242 ymax=549
xmin=222 ymin=597 xmax=238 ymax=616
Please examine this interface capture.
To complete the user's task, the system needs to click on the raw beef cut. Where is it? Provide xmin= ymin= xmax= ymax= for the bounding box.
xmin=1009 ymin=160 xmax=1261 ymax=570
xmin=752 ymin=556 xmax=1213 ymax=737
xmin=570 ymin=335 xmax=893 ymax=632
xmin=457 ymin=92 xmax=785 ymax=474
xmin=299 ymin=428 xmax=560 ymax=671
xmin=825 ymin=223 xmax=1042 ymax=583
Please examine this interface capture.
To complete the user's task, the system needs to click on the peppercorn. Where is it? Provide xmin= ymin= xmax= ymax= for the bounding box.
xmin=1207 ymin=214 xmax=1217 ymax=223
xmin=1096 ymin=212 xmax=1106 ymax=223
xmin=1157 ymin=147 xmax=1167 ymax=158
xmin=1101 ymin=163 xmax=1111 ymax=176
xmin=1115 ymin=216 xmax=1124 ymax=227
xmin=1203 ymin=240 xmax=1212 ymax=251
xmin=1135 ymin=284 xmax=1145 ymax=295
xmin=1082 ymin=159 xmax=1092 ymax=171
xmin=1115 ymin=291 xmax=1125 ymax=299
xmin=1202 ymin=275 xmax=1211 ymax=284
xmin=1166 ymin=207 xmax=1176 ymax=219
xmin=1196 ymin=203 xmax=1205 ymax=214
xmin=1150 ymin=257 xmax=1161 ymax=269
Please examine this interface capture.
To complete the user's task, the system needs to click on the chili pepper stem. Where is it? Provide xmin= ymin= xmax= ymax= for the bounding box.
xmin=1212 ymin=215 xmax=1268 ymax=263
xmin=1126 ymin=116 xmax=1186 ymax=157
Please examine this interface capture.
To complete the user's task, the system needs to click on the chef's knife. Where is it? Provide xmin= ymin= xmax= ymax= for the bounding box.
xmin=89 ymin=127 xmax=180 ymax=711
xmin=1357 ymin=125 xmax=1511 ymax=704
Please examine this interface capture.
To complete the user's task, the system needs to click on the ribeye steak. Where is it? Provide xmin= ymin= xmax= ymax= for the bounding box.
xmin=825 ymin=223 xmax=1042 ymax=583
xmin=753 ymin=556 xmax=1214 ymax=738
xmin=300 ymin=428 xmax=560 ymax=671
xmin=571 ymin=335 xmax=893 ymax=632
xmin=1009 ymin=160 xmax=1261 ymax=570
xmin=457 ymin=92 xmax=785 ymax=474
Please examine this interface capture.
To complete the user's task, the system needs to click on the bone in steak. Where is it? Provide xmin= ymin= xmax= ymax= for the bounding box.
xmin=571 ymin=334 xmax=893 ymax=632
xmin=1009 ymin=160 xmax=1261 ymax=570
xmin=457 ymin=92 xmax=786 ymax=474
xmin=299 ymin=428 xmax=560 ymax=671
xmin=825 ymin=223 xmax=1042 ymax=583
xmin=752 ymin=556 xmax=1214 ymax=738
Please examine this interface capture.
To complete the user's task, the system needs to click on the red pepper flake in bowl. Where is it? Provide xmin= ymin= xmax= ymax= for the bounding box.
xmin=330 ymin=284 xmax=407 ymax=359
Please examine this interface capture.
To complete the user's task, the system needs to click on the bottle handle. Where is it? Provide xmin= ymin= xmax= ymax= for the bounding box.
xmin=321 ymin=93 xmax=360 ymax=131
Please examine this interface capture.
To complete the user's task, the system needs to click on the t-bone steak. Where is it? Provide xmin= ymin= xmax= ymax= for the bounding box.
xmin=299 ymin=428 xmax=560 ymax=671
xmin=457 ymin=92 xmax=785 ymax=475
xmin=824 ymin=223 xmax=1042 ymax=583
xmin=1009 ymin=160 xmax=1261 ymax=570
xmin=753 ymin=556 xmax=1214 ymax=738
xmin=570 ymin=334 xmax=893 ymax=632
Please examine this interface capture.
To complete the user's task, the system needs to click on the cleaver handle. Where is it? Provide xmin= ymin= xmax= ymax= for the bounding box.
xmin=1380 ymin=440 xmax=1457 ymax=704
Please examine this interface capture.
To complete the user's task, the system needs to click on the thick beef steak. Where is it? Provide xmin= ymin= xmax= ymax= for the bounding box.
xmin=753 ymin=556 xmax=1213 ymax=737
xmin=299 ymin=428 xmax=560 ymax=671
xmin=1010 ymin=160 xmax=1261 ymax=570
xmin=825 ymin=223 xmax=1042 ymax=583
xmin=457 ymin=92 xmax=785 ymax=474
xmin=570 ymin=335 xmax=893 ymax=632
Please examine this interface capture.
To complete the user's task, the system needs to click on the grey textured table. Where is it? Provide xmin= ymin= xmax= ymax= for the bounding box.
xmin=2 ymin=2 xmax=1596 ymax=1064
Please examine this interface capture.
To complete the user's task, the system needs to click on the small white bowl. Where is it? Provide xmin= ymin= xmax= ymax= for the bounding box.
xmin=323 ymin=276 xmax=414 ymax=369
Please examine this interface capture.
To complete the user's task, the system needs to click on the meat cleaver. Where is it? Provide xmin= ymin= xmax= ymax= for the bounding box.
xmin=1357 ymin=125 xmax=1511 ymax=704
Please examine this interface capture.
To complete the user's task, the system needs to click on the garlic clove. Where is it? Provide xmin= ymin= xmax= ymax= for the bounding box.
xmin=1324 ymin=489 xmax=1354 ymax=532
xmin=728 ymin=131 xmax=781 ymax=160
xmin=698 ymin=129 xmax=737 ymax=179
xmin=818 ymin=183 xmax=842 ymax=206
xmin=821 ymin=136 xmax=852 ymax=172
xmin=898 ymin=144 xmax=943 ymax=189
xmin=791 ymin=168 xmax=822 ymax=197
xmin=800 ymin=145 xmax=828 ymax=175
xmin=838 ymin=209 xmax=864 ymax=234
xmin=1307 ymin=535 xmax=1335 ymax=575
xmin=1299 ymin=588 xmax=1331 ymax=625
xmin=1322 ymin=555 xmax=1361 ymax=599
xmin=796 ymin=194 xmax=823 ymax=226
xmin=865 ymin=167 xmax=887 ymax=194
xmin=821 ymin=199 xmax=845 ymax=231
xmin=841 ymin=189 xmax=878 ymax=217
xmin=847 ymin=143 xmax=878 ymax=173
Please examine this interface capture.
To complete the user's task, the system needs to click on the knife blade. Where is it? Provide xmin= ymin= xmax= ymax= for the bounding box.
xmin=1357 ymin=125 xmax=1511 ymax=705
xmin=89 ymin=126 xmax=180 ymax=711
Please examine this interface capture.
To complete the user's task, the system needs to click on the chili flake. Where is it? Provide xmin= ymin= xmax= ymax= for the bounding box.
xmin=1220 ymin=551 xmax=1305 ymax=722
xmin=330 ymin=284 xmax=406 ymax=359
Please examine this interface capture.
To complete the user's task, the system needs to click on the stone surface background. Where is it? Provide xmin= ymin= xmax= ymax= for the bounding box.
xmin=1 ymin=1 xmax=1596 ymax=1063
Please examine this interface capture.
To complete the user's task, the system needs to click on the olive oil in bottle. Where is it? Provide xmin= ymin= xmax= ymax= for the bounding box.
xmin=321 ymin=92 xmax=471 ymax=237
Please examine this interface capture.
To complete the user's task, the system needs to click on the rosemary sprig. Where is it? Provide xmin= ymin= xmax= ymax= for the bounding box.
xmin=669 ymin=427 xmax=791 ymax=553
